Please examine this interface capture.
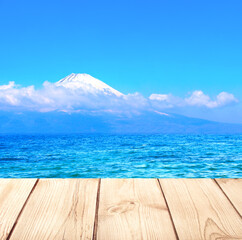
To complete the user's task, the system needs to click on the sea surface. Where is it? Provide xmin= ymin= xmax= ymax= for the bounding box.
xmin=0 ymin=134 xmax=241 ymax=178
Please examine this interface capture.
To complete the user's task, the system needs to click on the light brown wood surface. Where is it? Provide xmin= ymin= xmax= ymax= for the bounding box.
xmin=9 ymin=179 xmax=99 ymax=240
xmin=159 ymin=178 xmax=242 ymax=240
xmin=216 ymin=178 xmax=242 ymax=215
xmin=0 ymin=179 xmax=241 ymax=239
xmin=96 ymin=178 xmax=177 ymax=240
xmin=0 ymin=179 xmax=37 ymax=240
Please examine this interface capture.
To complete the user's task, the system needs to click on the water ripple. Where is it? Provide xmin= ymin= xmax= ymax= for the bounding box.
xmin=0 ymin=134 xmax=241 ymax=178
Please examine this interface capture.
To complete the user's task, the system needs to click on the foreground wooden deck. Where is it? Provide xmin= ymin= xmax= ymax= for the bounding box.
xmin=0 ymin=179 xmax=241 ymax=240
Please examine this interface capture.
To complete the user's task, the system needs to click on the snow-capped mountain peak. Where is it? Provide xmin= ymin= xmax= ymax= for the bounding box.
xmin=56 ymin=73 xmax=123 ymax=96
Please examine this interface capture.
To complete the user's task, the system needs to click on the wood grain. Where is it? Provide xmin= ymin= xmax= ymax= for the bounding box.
xmin=159 ymin=178 xmax=242 ymax=240
xmin=97 ymin=178 xmax=177 ymax=240
xmin=0 ymin=179 xmax=37 ymax=240
xmin=215 ymin=178 xmax=242 ymax=215
xmin=9 ymin=179 xmax=99 ymax=240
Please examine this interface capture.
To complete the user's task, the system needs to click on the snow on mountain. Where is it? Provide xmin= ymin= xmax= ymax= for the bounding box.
xmin=55 ymin=73 xmax=123 ymax=97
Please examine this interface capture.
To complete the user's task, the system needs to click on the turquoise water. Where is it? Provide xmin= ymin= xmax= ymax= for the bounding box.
xmin=0 ymin=134 xmax=241 ymax=178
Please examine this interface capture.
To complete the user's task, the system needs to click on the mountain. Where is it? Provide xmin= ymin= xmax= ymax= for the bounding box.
xmin=0 ymin=73 xmax=241 ymax=134
xmin=0 ymin=110 xmax=242 ymax=134
xmin=56 ymin=73 xmax=123 ymax=96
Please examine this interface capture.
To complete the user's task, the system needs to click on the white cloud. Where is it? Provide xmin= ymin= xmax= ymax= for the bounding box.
xmin=149 ymin=93 xmax=183 ymax=108
xmin=0 ymin=81 xmax=15 ymax=90
xmin=185 ymin=90 xmax=238 ymax=108
xmin=149 ymin=94 xmax=169 ymax=101
xmin=185 ymin=90 xmax=210 ymax=107
xmin=149 ymin=90 xmax=238 ymax=109
xmin=0 ymin=81 xmax=238 ymax=113
xmin=0 ymin=81 xmax=149 ymax=112
xmin=215 ymin=92 xmax=238 ymax=107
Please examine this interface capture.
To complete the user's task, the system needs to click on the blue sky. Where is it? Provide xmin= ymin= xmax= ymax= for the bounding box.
xmin=0 ymin=0 xmax=242 ymax=123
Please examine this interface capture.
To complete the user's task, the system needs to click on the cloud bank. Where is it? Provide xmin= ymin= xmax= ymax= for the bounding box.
xmin=0 ymin=81 xmax=238 ymax=113
xmin=150 ymin=91 xmax=238 ymax=109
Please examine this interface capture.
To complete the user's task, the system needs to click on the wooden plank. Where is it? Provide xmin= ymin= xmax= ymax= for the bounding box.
xmin=159 ymin=179 xmax=242 ymax=240
xmin=0 ymin=179 xmax=37 ymax=240
xmin=216 ymin=178 xmax=242 ymax=215
xmin=10 ymin=179 xmax=99 ymax=240
xmin=97 ymin=178 xmax=177 ymax=240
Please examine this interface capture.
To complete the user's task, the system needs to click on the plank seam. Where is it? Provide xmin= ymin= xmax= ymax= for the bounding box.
xmin=213 ymin=179 xmax=242 ymax=218
xmin=6 ymin=179 xmax=40 ymax=240
xmin=157 ymin=179 xmax=179 ymax=240
xmin=92 ymin=178 xmax=101 ymax=240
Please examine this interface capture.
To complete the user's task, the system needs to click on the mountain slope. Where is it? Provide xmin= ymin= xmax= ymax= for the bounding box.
xmin=0 ymin=110 xmax=241 ymax=134
xmin=0 ymin=73 xmax=241 ymax=134
xmin=56 ymin=73 xmax=123 ymax=96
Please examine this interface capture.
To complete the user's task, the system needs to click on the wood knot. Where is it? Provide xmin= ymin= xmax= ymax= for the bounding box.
xmin=107 ymin=201 xmax=137 ymax=214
